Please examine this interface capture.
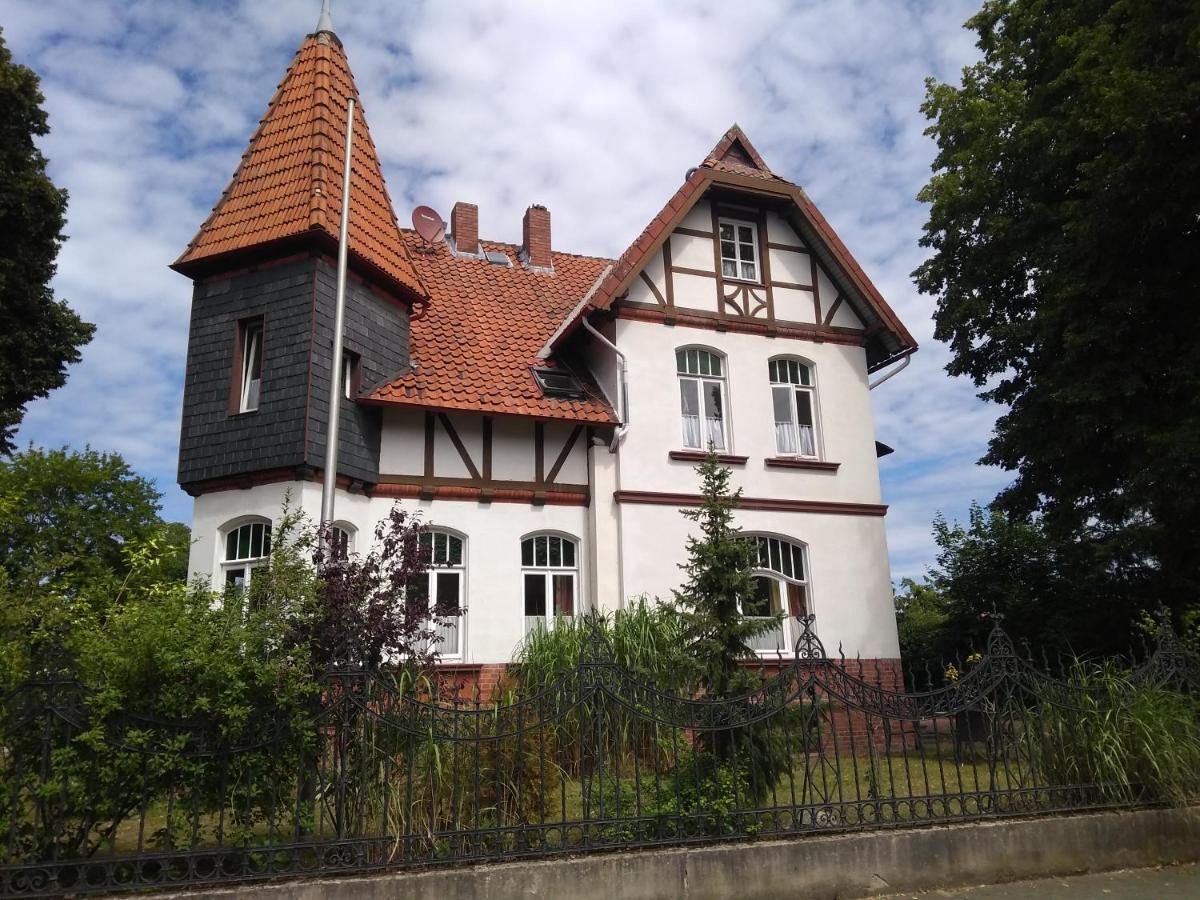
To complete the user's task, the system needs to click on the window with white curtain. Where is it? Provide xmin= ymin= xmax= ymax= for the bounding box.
xmin=718 ymin=218 xmax=759 ymax=282
xmin=769 ymin=358 xmax=818 ymax=458
xmin=742 ymin=535 xmax=812 ymax=653
xmin=677 ymin=347 xmax=728 ymax=451
xmin=222 ymin=519 xmax=272 ymax=589
xmin=417 ymin=530 xmax=465 ymax=657
xmin=521 ymin=534 xmax=578 ymax=634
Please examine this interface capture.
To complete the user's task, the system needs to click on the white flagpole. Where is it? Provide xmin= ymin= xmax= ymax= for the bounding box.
xmin=320 ymin=95 xmax=356 ymax=532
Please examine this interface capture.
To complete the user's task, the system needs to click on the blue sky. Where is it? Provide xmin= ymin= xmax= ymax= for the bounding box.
xmin=5 ymin=0 xmax=1010 ymax=581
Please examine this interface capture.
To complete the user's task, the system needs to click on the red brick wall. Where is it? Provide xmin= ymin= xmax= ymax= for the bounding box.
xmin=522 ymin=205 xmax=551 ymax=268
xmin=451 ymin=201 xmax=478 ymax=253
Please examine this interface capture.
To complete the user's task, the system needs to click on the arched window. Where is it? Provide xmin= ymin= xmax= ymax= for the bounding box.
xmin=221 ymin=518 xmax=272 ymax=589
xmin=743 ymin=535 xmax=812 ymax=653
xmin=330 ymin=522 xmax=355 ymax=561
xmin=677 ymin=347 xmax=728 ymax=451
xmin=769 ymin=358 xmax=818 ymax=458
xmin=521 ymin=533 xmax=578 ymax=634
xmin=419 ymin=530 xmax=466 ymax=657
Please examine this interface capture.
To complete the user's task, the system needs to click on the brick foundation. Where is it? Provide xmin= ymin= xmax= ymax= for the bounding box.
xmin=433 ymin=663 xmax=510 ymax=702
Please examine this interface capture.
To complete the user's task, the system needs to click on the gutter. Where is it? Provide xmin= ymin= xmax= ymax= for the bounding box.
xmin=581 ymin=315 xmax=628 ymax=453
xmin=868 ymin=349 xmax=915 ymax=390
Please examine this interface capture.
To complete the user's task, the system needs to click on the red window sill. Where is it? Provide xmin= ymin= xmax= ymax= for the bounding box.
xmin=669 ymin=450 xmax=749 ymax=466
xmin=764 ymin=457 xmax=840 ymax=472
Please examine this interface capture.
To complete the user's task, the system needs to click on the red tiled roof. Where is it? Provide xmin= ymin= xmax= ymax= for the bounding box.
xmin=552 ymin=124 xmax=917 ymax=363
xmin=172 ymin=33 xmax=426 ymax=301
xmin=365 ymin=234 xmax=617 ymax=424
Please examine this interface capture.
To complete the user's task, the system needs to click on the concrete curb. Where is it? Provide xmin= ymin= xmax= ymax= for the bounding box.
xmin=131 ymin=807 xmax=1200 ymax=900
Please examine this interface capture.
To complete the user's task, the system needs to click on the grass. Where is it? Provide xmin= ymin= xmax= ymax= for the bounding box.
xmin=99 ymin=748 xmax=1038 ymax=857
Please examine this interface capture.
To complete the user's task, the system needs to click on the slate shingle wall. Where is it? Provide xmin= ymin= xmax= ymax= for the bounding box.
xmin=305 ymin=259 xmax=410 ymax=482
xmin=177 ymin=255 xmax=409 ymax=490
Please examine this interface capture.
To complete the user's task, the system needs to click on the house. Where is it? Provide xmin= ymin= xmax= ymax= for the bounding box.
xmin=173 ymin=10 xmax=916 ymax=685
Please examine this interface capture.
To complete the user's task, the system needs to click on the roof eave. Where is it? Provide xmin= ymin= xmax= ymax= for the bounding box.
xmin=170 ymin=227 xmax=431 ymax=308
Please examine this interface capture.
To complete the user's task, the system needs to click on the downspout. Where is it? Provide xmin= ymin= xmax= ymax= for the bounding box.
xmin=581 ymin=315 xmax=628 ymax=452
xmin=868 ymin=350 xmax=913 ymax=390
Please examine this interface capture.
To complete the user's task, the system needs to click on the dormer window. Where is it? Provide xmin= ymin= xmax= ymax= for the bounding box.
xmin=719 ymin=218 xmax=759 ymax=282
xmin=532 ymin=367 xmax=585 ymax=399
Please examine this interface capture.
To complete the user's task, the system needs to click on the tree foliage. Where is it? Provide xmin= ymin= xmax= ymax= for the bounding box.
xmin=915 ymin=0 xmax=1200 ymax=616
xmin=307 ymin=506 xmax=444 ymax=670
xmin=897 ymin=503 xmax=1139 ymax=668
xmin=670 ymin=452 xmax=778 ymax=698
xmin=0 ymin=28 xmax=95 ymax=453
xmin=0 ymin=446 xmax=188 ymax=600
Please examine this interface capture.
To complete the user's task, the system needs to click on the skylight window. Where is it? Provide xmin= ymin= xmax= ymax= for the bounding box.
xmin=532 ymin=367 xmax=585 ymax=399
xmin=484 ymin=250 xmax=512 ymax=267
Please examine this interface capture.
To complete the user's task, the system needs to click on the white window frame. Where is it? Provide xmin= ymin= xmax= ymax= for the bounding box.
xmin=768 ymin=358 xmax=820 ymax=458
xmin=676 ymin=347 xmax=730 ymax=451
xmin=239 ymin=320 xmax=263 ymax=413
xmin=341 ymin=351 xmax=360 ymax=401
xmin=419 ymin=529 xmax=466 ymax=659
xmin=521 ymin=533 xmax=579 ymax=635
xmin=718 ymin=217 xmax=760 ymax=283
xmin=220 ymin=518 xmax=272 ymax=590
xmin=742 ymin=535 xmax=813 ymax=655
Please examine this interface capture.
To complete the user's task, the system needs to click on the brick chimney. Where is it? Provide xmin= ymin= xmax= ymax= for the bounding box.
xmin=522 ymin=205 xmax=552 ymax=270
xmin=451 ymin=202 xmax=479 ymax=255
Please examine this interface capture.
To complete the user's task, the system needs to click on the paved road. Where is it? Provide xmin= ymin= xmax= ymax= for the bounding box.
xmin=880 ymin=864 xmax=1200 ymax=898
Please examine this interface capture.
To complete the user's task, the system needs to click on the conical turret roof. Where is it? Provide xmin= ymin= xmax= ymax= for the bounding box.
xmin=173 ymin=29 xmax=425 ymax=301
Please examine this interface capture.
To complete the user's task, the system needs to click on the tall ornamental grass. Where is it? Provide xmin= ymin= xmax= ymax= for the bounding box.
xmin=1034 ymin=660 xmax=1200 ymax=806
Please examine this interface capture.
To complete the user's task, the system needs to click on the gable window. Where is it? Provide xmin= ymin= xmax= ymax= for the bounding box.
xmin=769 ymin=358 xmax=818 ymax=457
xmin=419 ymin=530 xmax=465 ymax=657
xmin=522 ymin=534 xmax=577 ymax=634
xmin=719 ymin=218 xmax=759 ymax=282
xmin=677 ymin=347 xmax=728 ymax=451
xmin=233 ymin=318 xmax=264 ymax=414
xmin=222 ymin=519 xmax=272 ymax=589
xmin=743 ymin=535 xmax=811 ymax=654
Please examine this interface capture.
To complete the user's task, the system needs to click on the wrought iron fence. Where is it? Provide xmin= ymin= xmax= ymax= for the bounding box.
xmin=2 ymin=620 xmax=1197 ymax=896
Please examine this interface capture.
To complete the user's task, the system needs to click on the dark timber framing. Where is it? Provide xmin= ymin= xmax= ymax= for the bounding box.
xmin=614 ymin=490 xmax=886 ymax=516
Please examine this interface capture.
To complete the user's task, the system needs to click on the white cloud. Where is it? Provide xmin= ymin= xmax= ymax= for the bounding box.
xmin=8 ymin=0 xmax=997 ymax=576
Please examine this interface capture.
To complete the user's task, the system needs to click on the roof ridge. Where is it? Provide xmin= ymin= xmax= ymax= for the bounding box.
xmin=398 ymin=229 xmax=615 ymax=264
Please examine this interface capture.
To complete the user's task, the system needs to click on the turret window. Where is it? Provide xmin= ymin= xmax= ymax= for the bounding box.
xmin=234 ymin=318 xmax=264 ymax=414
xmin=222 ymin=519 xmax=272 ymax=589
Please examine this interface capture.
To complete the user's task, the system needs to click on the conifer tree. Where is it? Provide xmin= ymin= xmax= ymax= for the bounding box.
xmin=671 ymin=452 xmax=779 ymax=699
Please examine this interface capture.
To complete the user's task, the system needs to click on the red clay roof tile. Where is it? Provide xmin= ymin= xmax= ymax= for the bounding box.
xmin=172 ymin=33 xmax=425 ymax=301
xmin=366 ymin=235 xmax=617 ymax=424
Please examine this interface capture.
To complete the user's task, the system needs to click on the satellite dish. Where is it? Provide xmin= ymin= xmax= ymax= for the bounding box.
xmin=412 ymin=205 xmax=446 ymax=245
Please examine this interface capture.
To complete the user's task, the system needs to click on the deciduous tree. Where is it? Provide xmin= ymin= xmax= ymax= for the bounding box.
xmin=915 ymin=0 xmax=1200 ymax=620
xmin=0 ymin=29 xmax=94 ymax=453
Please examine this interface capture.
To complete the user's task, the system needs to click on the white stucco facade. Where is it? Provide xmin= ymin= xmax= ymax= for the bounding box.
xmin=187 ymin=170 xmax=908 ymax=668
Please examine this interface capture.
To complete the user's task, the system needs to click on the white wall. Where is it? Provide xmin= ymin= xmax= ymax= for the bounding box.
xmin=614 ymin=318 xmax=884 ymax=504
xmin=190 ymin=482 xmax=591 ymax=665
xmin=378 ymin=408 xmax=588 ymax=485
xmin=615 ymin=501 xmax=899 ymax=659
